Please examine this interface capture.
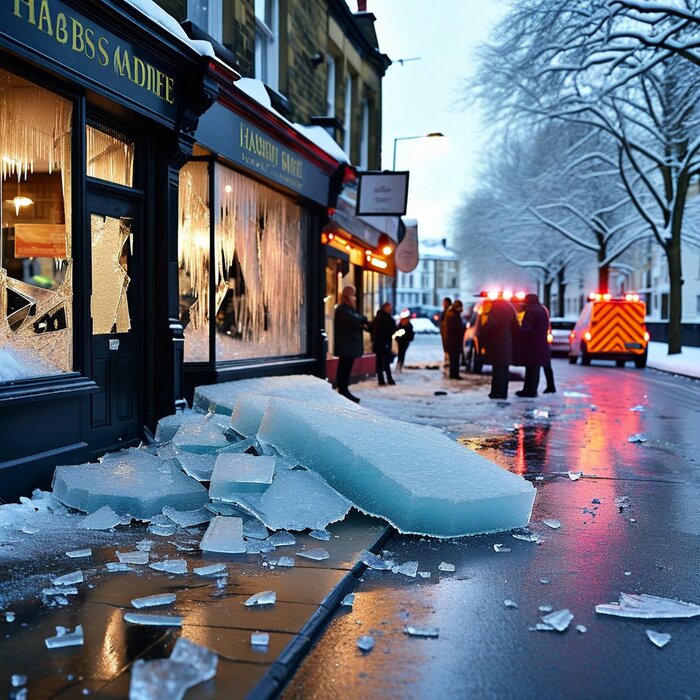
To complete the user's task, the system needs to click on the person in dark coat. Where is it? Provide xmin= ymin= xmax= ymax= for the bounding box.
xmin=439 ymin=297 xmax=452 ymax=367
xmin=444 ymin=299 xmax=466 ymax=379
xmin=371 ymin=301 xmax=397 ymax=385
xmin=333 ymin=285 xmax=369 ymax=403
xmin=480 ymin=298 xmax=519 ymax=399
xmin=516 ymin=293 xmax=551 ymax=397
xmin=394 ymin=310 xmax=415 ymax=373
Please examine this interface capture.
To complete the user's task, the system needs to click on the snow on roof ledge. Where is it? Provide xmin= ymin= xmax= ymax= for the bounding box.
xmin=293 ymin=124 xmax=350 ymax=164
xmin=235 ymin=78 xmax=274 ymax=111
xmin=123 ymin=0 xmax=215 ymax=57
xmin=402 ymin=217 xmax=417 ymax=227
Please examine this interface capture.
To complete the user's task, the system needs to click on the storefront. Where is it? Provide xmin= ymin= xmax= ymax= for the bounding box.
xmin=323 ymin=178 xmax=397 ymax=383
xmin=178 ymin=68 xmax=344 ymax=398
xmin=0 ymin=0 xmax=215 ymax=499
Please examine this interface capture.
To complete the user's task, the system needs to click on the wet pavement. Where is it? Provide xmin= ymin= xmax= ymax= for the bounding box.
xmin=0 ymin=512 xmax=385 ymax=699
xmin=285 ymin=352 xmax=700 ymax=699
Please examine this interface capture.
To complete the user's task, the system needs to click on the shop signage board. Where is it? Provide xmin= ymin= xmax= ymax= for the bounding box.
xmin=196 ymin=102 xmax=332 ymax=206
xmin=2 ymin=0 xmax=180 ymax=124
xmin=355 ymin=171 xmax=409 ymax=216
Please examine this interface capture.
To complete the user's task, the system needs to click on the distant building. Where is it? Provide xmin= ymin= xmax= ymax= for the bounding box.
xmin=396 ymin=238 xmax=461 ymax=311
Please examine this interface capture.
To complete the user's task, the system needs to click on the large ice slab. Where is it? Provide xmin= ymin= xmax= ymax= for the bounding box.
xmin=155 ymin=409 xmax=198 ymax=443
xmin=199 ymin=516 xmax=246 ymax=553
xmin=209 ymin=454 xmax=276 ymax=499
xmin=172 ymin=415 xmax=230 ymax=454
xmin=175 ymin=453 xmax=216 ymax=482
xmin=52 ymin=452 xmax=208 ymax=519
xmin=193 ymin=374 xmax=362 ymax=416
xmin=257 ymin=399 xmax=536 ymax=537
xmin=233 ymin=468 xmax=351 ymax=531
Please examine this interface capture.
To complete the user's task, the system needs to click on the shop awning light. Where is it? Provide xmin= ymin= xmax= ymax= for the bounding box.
xmin=502 ymin=289 xmax=513 ymax=300
xmin=514 ymin=291 xmax=526 ymax=300
xmin=370 ymin=257 xmax=388 ymax=269
xmin=382 ymin=244 xmax=393 ymax=256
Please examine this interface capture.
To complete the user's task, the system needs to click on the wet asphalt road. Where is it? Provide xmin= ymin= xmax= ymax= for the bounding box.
xmin=284 ymin=358 xmax=700 ymax=700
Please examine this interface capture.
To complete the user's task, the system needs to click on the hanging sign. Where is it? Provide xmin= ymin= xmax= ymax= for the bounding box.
xmin=356 ymin=171 xmax=409 ymax=216
xmin=14 ymin=224 xmax=67 ymax=259
xmin=395 ymin=219 xmax=419 ymax=273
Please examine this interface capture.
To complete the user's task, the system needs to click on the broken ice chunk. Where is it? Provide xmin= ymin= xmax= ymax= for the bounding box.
xmin=297 ymin=547 xmax=329 ymax=561
xmin=205 ymin=501 xmax=245 ymax=517
xmin=5 ymin=612 xmax=16 ymax=622
xmin=230 ymin=393 xmax=272 ymax=437
xmin=504 ymin=599 xmax=518 ymax=608
xmin=155 ymin=411 xmax=194 ymax=443
xmin=540 ymin=579 xmax=550 ymax=585
xmin=528 ymin=409 xmax=549 ymax=419
xmin=210 ymin=454 xmax=276 ymax=500
xmin=129 ymin=637 xmax=217 ymax=700
xmin=42 ymin=587 xmax=79 ymax=596
xmin=567 ymin=471 xmax=582 ymax=481
xmin=542 ymin=519 xmax=561 ymax=529
xmin=54 ymin=453 xmax=208 ymax=519
xmin=11 ymin=674 xmax=27 ymax=687
xmin=257 ymin=398 xmax=536 ymax=537
xmin=361 ymin=551 xmax=394 ymax=570
xmin=162 ymin=506 xmax=212 ymax=528
xmin=418 ymin=571 xmax=431 ymax=578
xmin=131 ymin=593 xmax=177 ymax=609
xmin=45 ymin=625 xmax=84 ymax=649
xmin=493 ymin=544 xmax=511 ymax=552
xmin=341 ymin=593 xmax=355 ymax=608
xmin=356 ymin=635 xmax=375 ymax=652
xmin=404 ymin=626 xmax=439 ymax=638
xmin=77 ymin=505 xmax=123 ymax=531
xmin=438 ymin=562 xmax=456 ymax=572
xmin=148 ymin=524 xmax=177 ymax=537
xmin=117 ymin=550 xmax=149 ymax=565
xmin=243 ymin=519 xmax=269 ymax=540
xmin=217 ymin=437 xmax=259 ymax=455
xmin=267 ymin=530 xmax=296 ymax=547
xmin=595 ymin=593 xmax=700 ymax=619
xmin=176 ymin=453 xmax=216 ymax=482
xmin=251 ymin=631 xmax=270 ymax=647
xmin=538 ymin=605 xmax=553 ymax=613
xmin=21 ymin=524 xmax=40 ymax=534
xmin=231 ymin=468 xmax=351 ymax=532
xmin=194 ymin=563 xmax=227 ymax=576
xmin=124 ymin=612 xmax=183 ymax=626
xmin=646 ymin=630 xmax=671 ymax=648
xmin=245 ymin=591 xmax=276 ymax=606
xmin=136 ymin=539 xmax=154 ymax=552
xmin=277 ymin=556 xmax=295 ymax=567
xmin=575 ymin=624 xmax=587 ymax=633
xmin=149 ymin=559 xmax=188 ymax=574
xmin=51 ymin=571 xmax=83 ymax=586
xmin=309 ymin=529 xmax=331 ymax=541
xmin=512 ymin=532 xmax=541 ymax=543
xmin=392 ymin=561 xmax=418 ymax=578
xmin=563 ymin=391 xmax=588 ymax=398
xmin=66 ymin=549 xmax=92 ymax=559
xmin=246 ymin=539 xmax=275 ymax=554
xmin=172 ymin=415 xmax=229 ymax=454
xmin=199 ymin=516 xmax=245 ymax=554
xmin=531 ymin=623 xmax=554 ymax=631
xmin=106 ymin=563 xmax=132 ymax=572
xmin=629 ymin=405 xmax=646 ymax=412
xmin=628 ymin=434 xmax=648 ymax=443
xmin=541 ymin=609 xmax=574 ymax=632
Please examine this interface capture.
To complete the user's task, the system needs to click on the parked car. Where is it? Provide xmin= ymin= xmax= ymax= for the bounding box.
xmin=406 ymin=305 xmax=443 ymax=327
xmin=410 ymin=317 xmax=441 ymax=334
xmin=548 ymin=317 xmax=576 ymax=356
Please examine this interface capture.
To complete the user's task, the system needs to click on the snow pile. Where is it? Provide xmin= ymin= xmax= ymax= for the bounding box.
xmin=0 ymin=346 xmax=62 ymax=382
xmin=647 ymin=342 xmax=700 ymax=380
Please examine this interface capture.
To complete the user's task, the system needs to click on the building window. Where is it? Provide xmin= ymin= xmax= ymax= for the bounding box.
xmin=255 ymin=0 xmax=278 ymax=90
xmin=326 ymin=54 xmax=336 ymax=117
xmin=86 ymin=125 xmax=135 ymax=187
xmin=343 ymin=75 xmax=352 ymax=155
xmin=359 ymin=99 xmax=369 ymax=170
xmin=178 ymin=160 xmax=308 ymax=363
xmin=0 ymin=68 xmax=73 ymax=383
xmin=187 ymin=0 xmax=222 ymax=41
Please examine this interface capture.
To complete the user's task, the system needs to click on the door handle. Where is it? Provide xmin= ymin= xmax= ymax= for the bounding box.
xmin=109 ymin=339 xmax=120 ymax=350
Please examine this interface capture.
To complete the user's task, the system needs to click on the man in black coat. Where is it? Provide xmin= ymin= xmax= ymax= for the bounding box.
xmin=371 ymin=301 xmax=397 ymax=385
xmin=516 ymin=293 xmax=551 ymax=397
xmin=480 ymin=298 xmax=519 ymax=399
xmin=333 ymin=285 xmax=369 ymax=403
xmin=445 ymin=299 xmax=466 ymax=379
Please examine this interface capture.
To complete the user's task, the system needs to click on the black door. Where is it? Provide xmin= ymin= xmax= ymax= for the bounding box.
xmin=87 ymin=190 xmax=142 ymax=454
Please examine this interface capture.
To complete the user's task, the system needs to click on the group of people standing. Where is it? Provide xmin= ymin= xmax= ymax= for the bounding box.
xmin=332 ymin=285 xmax=415 ymax=403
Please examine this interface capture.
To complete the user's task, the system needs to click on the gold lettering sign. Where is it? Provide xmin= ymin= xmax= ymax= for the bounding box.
xmin=13 ymin=0 xmax=175 ymax=104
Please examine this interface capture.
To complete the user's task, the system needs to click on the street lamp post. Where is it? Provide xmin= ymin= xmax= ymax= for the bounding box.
xmin=390 ymin=132 xmax=445 ymax=309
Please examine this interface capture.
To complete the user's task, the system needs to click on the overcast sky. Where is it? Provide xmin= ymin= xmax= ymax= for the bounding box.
xmin=367 ymin=1 xmax=508 ymax=245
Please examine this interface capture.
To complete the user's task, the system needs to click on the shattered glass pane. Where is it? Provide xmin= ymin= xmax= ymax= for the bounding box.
xmin=91 ymin=214 xmax=131 ymax=335
xmin=86 ymin=124 xmax=134 ymax=187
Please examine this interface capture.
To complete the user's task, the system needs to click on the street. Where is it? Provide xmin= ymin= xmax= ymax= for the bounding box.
xmin=285 ymin=336 xmax=700 ymax=699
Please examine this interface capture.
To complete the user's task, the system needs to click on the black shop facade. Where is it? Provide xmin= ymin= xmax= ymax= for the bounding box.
xmin=0 ymin=0 xmax=219 ymax=500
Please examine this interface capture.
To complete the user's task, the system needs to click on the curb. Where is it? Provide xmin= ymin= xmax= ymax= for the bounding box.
xmin=246 ymin=524 xmax=397 ymax=699
xmin=647 ymin=364 xmax=700 ymax=381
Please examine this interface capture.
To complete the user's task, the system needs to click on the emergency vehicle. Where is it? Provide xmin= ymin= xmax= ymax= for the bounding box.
xmin=568 ymin=293 xmax=649 ymax=368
